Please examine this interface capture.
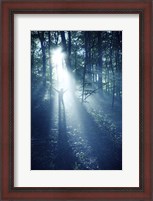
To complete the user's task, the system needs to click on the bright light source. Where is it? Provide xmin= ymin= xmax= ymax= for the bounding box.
xmin=51 ymin=47 xmax=70 ymax=90
xmin=52 ymin=47 xmax=64 ymax=65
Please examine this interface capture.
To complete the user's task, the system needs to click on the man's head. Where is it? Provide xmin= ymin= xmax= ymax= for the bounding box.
xmin=60 ymin=88 xmax=64 ymax=92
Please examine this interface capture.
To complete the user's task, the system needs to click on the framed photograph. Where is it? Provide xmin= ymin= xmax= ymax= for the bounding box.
xmin=1 ymin=0 xmax=152 ymax=200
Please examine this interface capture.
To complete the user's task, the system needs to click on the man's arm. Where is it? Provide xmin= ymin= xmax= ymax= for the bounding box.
xmin=53 ymin=87 xmax=59 ymax=93
xmin=63 ymin=89 xmax=68 ymax=94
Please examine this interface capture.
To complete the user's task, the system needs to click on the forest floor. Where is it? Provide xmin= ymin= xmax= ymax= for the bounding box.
xmin=31 ymin=89 xmax=122 ymax=170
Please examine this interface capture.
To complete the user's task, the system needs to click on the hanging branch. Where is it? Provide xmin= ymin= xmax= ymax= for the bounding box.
xmin=83 ymin=82 xmax=109 ymax=102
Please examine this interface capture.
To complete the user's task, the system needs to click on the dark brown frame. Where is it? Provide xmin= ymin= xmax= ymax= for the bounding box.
xmin=1 ymin=0 xmax=152 ymax=200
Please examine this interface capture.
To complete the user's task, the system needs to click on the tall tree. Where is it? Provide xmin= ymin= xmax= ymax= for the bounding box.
xmin=97 ymin=32 xmax=103 ymax=91
xmin=109 ymin=32 xmax=115 ymax=108
xmin=81 ymin=32 xmax=88 ymax=102
xmin=38 ymin=31 xmax=47 ymax=87
xmin=60 ymin=31 xmax=71 ymax=71
xmin=48 ymin=31 xmax=53 ymax=96
xmin=68 ymin=31 xmax=71 ymax=69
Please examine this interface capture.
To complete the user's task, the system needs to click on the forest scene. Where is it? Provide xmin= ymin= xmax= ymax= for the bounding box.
xmin=31 ymin=31 xmax=122 ymax=170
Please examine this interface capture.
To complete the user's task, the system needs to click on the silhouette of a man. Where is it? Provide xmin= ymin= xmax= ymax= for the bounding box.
xmin=54 ymin=88 xmax=67 ymax=105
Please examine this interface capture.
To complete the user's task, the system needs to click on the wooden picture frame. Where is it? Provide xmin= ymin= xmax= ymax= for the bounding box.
xmin=1 ymin=0 xmax=152 ymax=200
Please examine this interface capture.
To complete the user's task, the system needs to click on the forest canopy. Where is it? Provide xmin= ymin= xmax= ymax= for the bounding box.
xmin=31 ymin=31 xmax=122 ymax=105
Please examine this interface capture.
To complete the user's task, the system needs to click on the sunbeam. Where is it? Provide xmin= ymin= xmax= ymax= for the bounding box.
xmin=52 ymin=47 xmax=70 ymax=90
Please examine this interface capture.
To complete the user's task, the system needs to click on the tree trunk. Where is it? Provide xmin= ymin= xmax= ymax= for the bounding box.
xmin=87 ymin=32 xmax=92 ymax=81
xmin=82 ymin=32 xmax=88 ymax=102
xmin=38 ymin=31 xmax=46 ymax=88
xmin=48 ymin=31 xmax=53 ymax=97
xmin=110 ymin=36 xmax=115 ymax=108
xmin=60 ymin=31 xmax=72 ymax=72
xmin=68 ymin=31 xmax=71 ymax=69
xmin=97 ymin=32 xmax=102 ymax=92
